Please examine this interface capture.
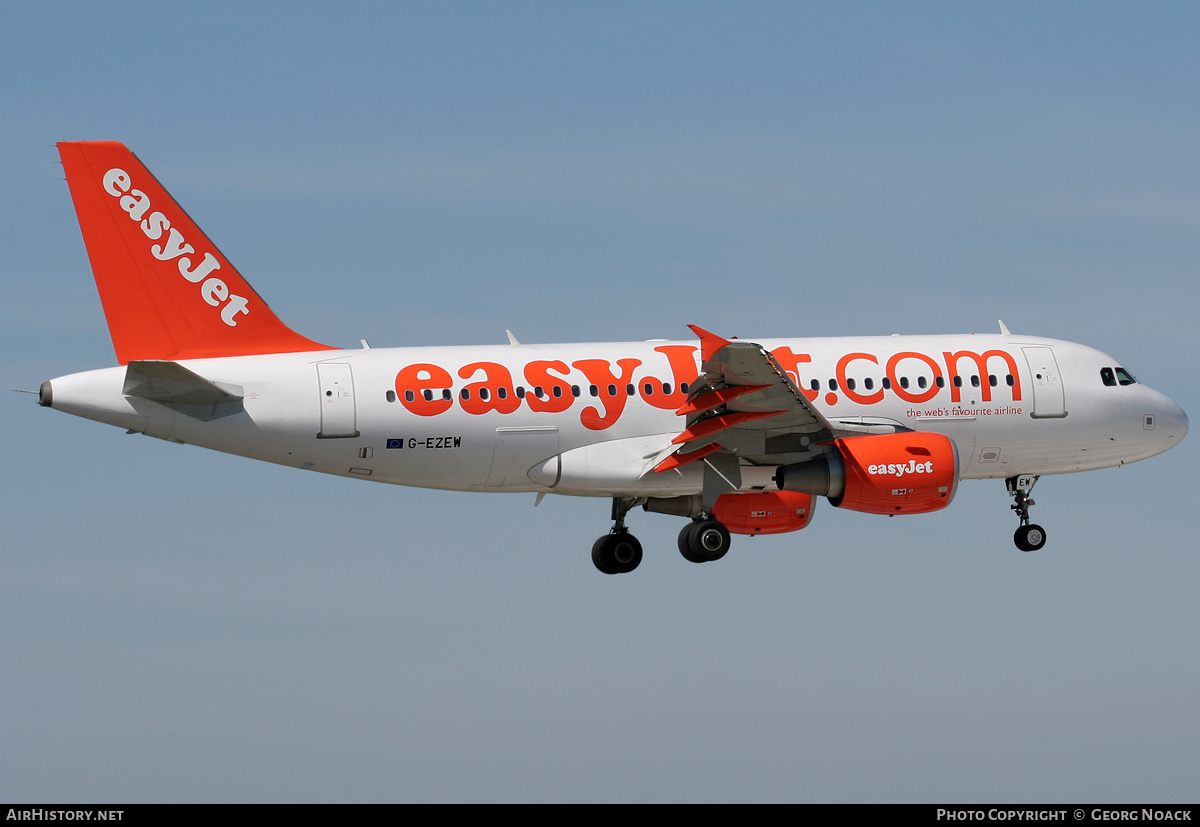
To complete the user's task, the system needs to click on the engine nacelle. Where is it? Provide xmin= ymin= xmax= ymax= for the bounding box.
xmin=775 ymin=431 xmax=959 ymax=515
xmin=711 ymin=490 xmax=815 ymax=535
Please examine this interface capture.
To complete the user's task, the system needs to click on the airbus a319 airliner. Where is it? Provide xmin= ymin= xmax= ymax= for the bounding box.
xmin=40 ymin=142 xmax=1188 ymax=573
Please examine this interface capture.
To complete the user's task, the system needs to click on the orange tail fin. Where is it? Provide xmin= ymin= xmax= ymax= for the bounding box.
xmin=58 ymin=141 xmax=334 ymax=364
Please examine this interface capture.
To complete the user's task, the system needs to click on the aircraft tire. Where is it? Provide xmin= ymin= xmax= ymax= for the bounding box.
xmin=688 ymin=519 xmax=731 ymax=562
xmin=611 ymin=532 xmax=643 ymax=573
xmin=593 ymin=532 xmax=642 ymax=574
xmin=678 ymin=522 xmax=706 ymax=563
xmin=1014 ymin=524 xmax=1047 ymax=552
xmin=592 ymin=535 xmax=618 ymax=574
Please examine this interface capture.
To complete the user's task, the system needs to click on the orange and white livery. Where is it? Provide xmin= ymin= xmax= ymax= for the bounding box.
xmin=40 ymin=142 xmax=1189 ymax=573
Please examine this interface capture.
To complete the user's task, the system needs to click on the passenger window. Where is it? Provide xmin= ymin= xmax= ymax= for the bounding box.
xmin=953 ymin=376 xmax=962 ymax=388
xmin=864 ymin=378 xmax=874 ymax=390
xmin=405 ymin=390 xmax=414 ymax=402
xmin=552 ymin=386 xmax=562 ymax=398
xmin=882 ymin=377 xmax=891 ymax=389
xmin=829 ymin=379 xmax=839 ymax=391
xmin=589 ymin=385 xmax=599 ymax=397
xmin=516 ymin=386 xmax=526 ymax=399
xmin=971 ymin=375 xmax=980 ymax=388
xmin=423 ymin=389 xmax=433 ymax=401
xmin=1115 ymin=367 xmax=1137 ymax=386
xmin=643 ymin=382 xmax=654 ymax=395
xmin=899 ymin=377 xmax=909 ymax=389
xmin=935 ymin=376 xmax=944 ymax=388
xmin=626 ymin=384 xmax=635 ymax=396
xmin=989 ymin=375 xmax=997 ymax=387
xmin=680 ymin=383 xmax=690 ymax=394
xmin=917 ymin=376 xmax=927 ymax=389
xmin=663 ymin=383 xmax=672 ymax=394
xmin=810 ymin=379 xmax=820 ymax=392
xmin=387 ymin=390 xmax=397 ymax=403
xmin=846 ymin=378 xmax=856 ymax=391
xmin=607 ymin=384 xmax=617 ymax=396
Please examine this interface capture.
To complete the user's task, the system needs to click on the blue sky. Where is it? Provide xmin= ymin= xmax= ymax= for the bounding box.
xmin=2 ymin=2 xmax=1198 ymax=802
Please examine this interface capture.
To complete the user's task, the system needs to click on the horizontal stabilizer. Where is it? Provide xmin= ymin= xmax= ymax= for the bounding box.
xmin=123 ymin=360 xmax=244 ymax=421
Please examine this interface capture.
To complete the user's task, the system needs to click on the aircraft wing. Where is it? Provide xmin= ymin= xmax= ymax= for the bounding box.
xmin=651 ymin=325 xmax=838 ymax=474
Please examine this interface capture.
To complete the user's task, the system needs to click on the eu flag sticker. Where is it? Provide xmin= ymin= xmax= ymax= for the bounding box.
xmin=386 ymin=438 xmax=404 ymax=449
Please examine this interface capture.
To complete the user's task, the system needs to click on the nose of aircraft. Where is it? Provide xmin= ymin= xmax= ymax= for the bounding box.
xmin=1151 ymin=390 xmax=1188 ymax=452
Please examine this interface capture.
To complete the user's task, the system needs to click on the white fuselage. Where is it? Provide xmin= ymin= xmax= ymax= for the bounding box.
xmin=44 ymin=332 xmax=1188 ymax=500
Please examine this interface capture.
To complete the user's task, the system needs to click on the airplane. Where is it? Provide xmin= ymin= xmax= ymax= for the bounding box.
xmin=38 ymin=141 xmax=1189 ymax=574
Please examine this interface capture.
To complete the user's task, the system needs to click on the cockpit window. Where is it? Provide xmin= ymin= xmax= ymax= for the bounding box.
xmin=1100 ymin=367 xmax=1116 ymax=387
xmin=1115 ymin=367 xmax=1137 ymax=386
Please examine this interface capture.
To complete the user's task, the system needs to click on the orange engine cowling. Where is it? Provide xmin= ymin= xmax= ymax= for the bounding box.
xmin=775 ymin=431 xmax=959 ymax=515
xmin=712 ymin=490 xmax=815 ymax=535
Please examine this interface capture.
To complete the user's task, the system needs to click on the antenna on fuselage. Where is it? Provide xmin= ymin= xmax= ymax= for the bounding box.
xmin=998 ymin=320 xmax=1011 ymax=335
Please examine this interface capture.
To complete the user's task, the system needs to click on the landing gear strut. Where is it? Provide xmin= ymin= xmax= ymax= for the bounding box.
xmin=1007 ymin=475 xmax=1047 ymax=552
xmin=591 ymin=497 xmax=644 ymax=574
xmin=677 ymin=517 xmax=731 ymax=564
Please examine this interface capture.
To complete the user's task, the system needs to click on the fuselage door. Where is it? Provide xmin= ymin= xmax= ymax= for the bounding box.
xmin=1022 ymin=347 xmax=1066 ymax=418
xmin=317 ymin=363 xmax=359 ymax=438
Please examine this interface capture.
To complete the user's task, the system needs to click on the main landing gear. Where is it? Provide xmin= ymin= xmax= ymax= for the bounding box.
xmin=591 ymin=497 xmax=644 ymax=574
xmin=591 ymin=532 xmax=643 ymax=575
xmin=1007 ymin=475 xmax=1047 ymax=552
xmin=677 ymin=518 xmax=731 ymax=564
xmin=591 ymin=497 xmax=735 ymax=573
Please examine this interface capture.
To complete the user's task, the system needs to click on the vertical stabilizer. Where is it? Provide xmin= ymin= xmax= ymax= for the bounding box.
xmin=58 ymin=141 xmax=334 ymax=364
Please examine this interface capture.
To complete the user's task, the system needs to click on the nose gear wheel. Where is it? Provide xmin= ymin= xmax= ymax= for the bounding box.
xmin=1007 ymin=476 xmax=1047 ymax=552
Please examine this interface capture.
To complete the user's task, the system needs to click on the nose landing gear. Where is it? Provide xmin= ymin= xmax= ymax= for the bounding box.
xmin=1007 ymin=475 xmax=1047 ymax=552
